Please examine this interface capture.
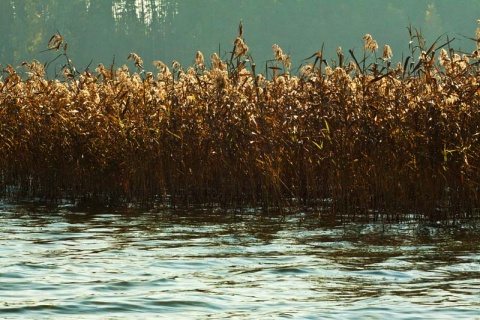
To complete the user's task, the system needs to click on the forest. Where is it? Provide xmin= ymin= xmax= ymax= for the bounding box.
xmin=1 ymin=0 xmax=479 ymax=75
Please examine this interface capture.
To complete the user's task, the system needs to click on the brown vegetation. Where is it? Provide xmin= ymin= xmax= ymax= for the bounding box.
xmin=1 ymin=23 xmax=480 ymax=223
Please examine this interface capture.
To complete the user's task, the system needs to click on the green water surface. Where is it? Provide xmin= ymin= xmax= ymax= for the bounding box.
xmin=0 ymin=204 xmax=479 ymax=319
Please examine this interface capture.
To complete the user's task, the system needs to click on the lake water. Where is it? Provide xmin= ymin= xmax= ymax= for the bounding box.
xmin=0 ymin=203 xmax=479 ymax=319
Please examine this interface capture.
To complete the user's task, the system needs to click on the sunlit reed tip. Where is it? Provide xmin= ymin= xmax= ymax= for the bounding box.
xmin=363 ymin=34 xmax=378 ymax=52
xmin=234 ymin=37 xmax=249 ymax=56
xmin=195 ymin=51 xmax=204 ymax=68
xmin=382 ymin=44 xmax=393 ymax=61
xmin=127 ymin=53 xmax=143 ymax=69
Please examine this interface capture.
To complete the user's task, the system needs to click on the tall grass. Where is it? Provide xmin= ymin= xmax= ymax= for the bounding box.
xmin=1 ymin=23 xmax=480 ymax=223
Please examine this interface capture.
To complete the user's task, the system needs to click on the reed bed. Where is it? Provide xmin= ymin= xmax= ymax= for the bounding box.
xmin=1 ymin=23 xmax=480 ymax=223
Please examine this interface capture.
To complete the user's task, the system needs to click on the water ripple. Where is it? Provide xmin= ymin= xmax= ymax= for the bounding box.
xmin=0 ymin=206 xmax=479 ymax=319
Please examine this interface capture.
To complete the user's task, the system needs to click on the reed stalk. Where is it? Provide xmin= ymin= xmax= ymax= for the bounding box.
xmin=1 ymin=22 xmax=479 ymax=224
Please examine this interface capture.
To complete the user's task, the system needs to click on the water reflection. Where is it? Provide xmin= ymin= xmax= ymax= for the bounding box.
xmin=0 ymin=203 xmax=479 ymax=319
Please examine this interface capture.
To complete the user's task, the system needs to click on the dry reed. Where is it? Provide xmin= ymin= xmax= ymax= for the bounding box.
xmin=1 ymin=22 xmax=480 ymax=224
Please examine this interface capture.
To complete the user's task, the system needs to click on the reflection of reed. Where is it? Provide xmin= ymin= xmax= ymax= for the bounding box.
xmin=1 ymin=22 xmax=480 ymax=222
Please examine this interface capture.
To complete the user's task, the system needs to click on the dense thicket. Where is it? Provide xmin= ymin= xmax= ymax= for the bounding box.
xmin=1 ymin=24 xmax=480 ymax=223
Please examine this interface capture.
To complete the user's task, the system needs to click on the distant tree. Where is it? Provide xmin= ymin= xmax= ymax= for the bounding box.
xmin=81 ymin=0 xmax=116 ymax=68
xmin=435 ymin=0 xmax=479 ymax=52
xmin=2 ymin=0 xmax=478 ymax=74
xmin=422 ymin=1 xmax=445 ymax=43
xmin=0 ymin=1 xmax=15 ymax=64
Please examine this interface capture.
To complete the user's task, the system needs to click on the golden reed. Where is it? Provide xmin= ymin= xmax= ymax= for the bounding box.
xmin=0 ymin=22 xmax=479 ymax=223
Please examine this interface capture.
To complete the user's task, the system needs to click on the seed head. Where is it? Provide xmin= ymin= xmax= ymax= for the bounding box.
xmin=234 ymin=37 xmax=249 ymax=56
xmin=438 ymin=48 xmax=451 ymax=66
xmin=472 ymin=49 xmax=479 ymax=59
xmin=272 ymin=44 xmax=291 ymax=69
xmin=382 ymin=45 xmax=393 ymax=61
xmin=476 ymin=20 xmax=480 ymax=49
xmin=172 ymin=60 xmax=181 ymax=70
xmin=210 ymin=53 xmax=226 ymax=71
xmin=347 ymin=61 xmax=357 ymax=73
xmin=363 ymin=34 xmax=378 ymax=52
xmin=195 ymin=51 xmax=204 ymax=68
xmin=396 ymin=62 xmax=404 ymax=74
xmin=127 ymin=53 xmax=143 ymax=69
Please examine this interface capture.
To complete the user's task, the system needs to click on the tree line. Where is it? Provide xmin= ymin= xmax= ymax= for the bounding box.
xmin=1 ymin=0 xmax=478 ymax=75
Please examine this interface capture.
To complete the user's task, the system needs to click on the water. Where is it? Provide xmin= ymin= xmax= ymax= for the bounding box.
xmin=1 ymin=203 xmax=479 ymax=319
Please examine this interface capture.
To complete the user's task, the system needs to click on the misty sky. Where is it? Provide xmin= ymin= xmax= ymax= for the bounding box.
xmin=1 ymin=0 xmax=478 ymax=73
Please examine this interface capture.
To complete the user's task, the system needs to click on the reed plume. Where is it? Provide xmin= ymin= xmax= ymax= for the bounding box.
xmin=0 ymin=21 xmax=479 ymax=225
